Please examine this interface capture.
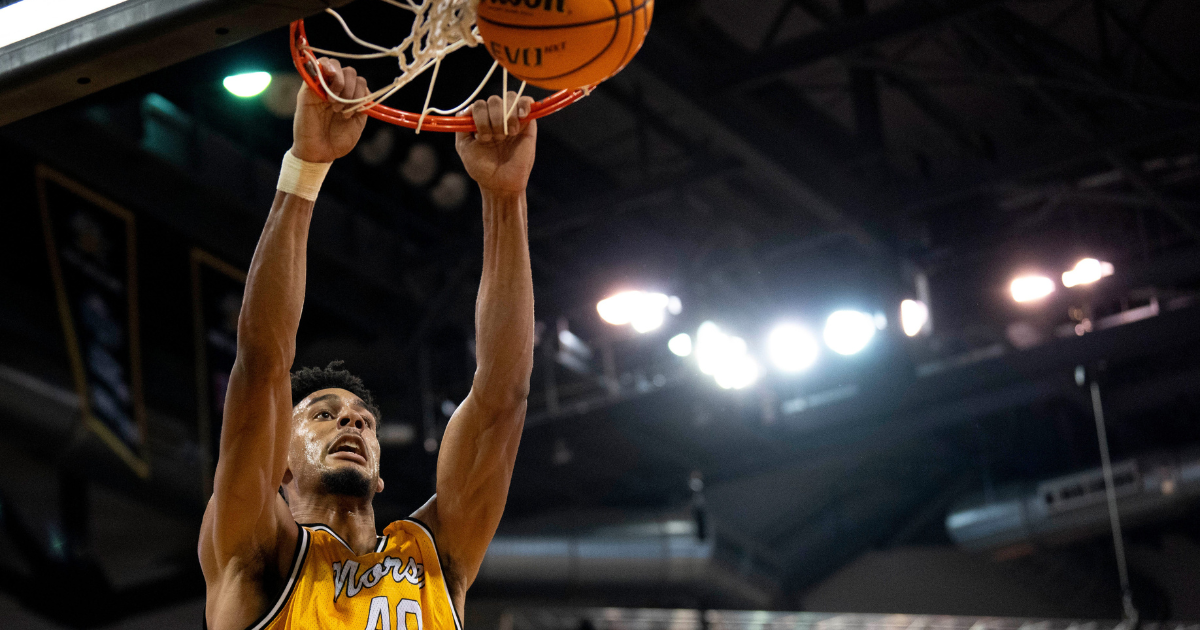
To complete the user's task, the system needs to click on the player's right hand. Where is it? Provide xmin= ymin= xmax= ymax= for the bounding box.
xmin=292 ymin=58 xmax=369 ymax=164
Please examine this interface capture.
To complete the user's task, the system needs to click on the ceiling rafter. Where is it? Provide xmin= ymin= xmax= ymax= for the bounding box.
xmin=635 ymin=12 xmax=890 ymax=239
xmin=726 ymin=0 xmax=1005 ymax=88
xmin=957 ymin=17 xmax=1200 ymax=241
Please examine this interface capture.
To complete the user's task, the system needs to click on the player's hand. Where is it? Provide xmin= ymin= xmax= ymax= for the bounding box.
xmin=455 ymin=93 xmax=537 ymax=195
xmin=292 ymin=58 xmax=369 ymax=164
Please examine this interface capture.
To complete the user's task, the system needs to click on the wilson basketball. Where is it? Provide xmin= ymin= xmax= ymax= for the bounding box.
xmin=476 ymin=0 xmax=654 ymax=91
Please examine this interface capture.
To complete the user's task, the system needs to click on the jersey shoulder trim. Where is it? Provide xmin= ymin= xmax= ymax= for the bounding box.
xmin=247 ymin=525 xmax=311 ymax=630
xmin=398 ymin=518 xmax=463 ymax=630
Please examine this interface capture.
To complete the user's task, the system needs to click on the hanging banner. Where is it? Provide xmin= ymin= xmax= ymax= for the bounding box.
xmin=191 ymin=248 xmax=245 ymax=496
xmin=37 ymin=165 xmax=149 ymax=477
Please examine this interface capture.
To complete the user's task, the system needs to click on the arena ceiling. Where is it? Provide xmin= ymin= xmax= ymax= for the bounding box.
xmin=3 ymin=0 xmax=1200 ymax=618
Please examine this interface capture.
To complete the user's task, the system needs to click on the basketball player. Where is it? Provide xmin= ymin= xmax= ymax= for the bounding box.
xmin=199 ymin=58 xmax=537 ymax=630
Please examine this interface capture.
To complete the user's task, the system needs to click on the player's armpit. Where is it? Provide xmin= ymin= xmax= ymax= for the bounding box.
xmin=201 ymin=494 xmax=299 ymax=630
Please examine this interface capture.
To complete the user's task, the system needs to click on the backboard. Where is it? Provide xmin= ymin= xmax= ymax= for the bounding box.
xmin=0 ymin=0 xmax=351 ymax=126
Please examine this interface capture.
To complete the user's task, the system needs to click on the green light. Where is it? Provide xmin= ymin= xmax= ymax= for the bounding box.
xmin=223 ymin=71 xmax=272 ymax=98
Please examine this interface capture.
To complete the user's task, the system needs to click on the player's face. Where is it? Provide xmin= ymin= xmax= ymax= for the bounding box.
xmin=289 ymin=388 xmax=383 ymax=497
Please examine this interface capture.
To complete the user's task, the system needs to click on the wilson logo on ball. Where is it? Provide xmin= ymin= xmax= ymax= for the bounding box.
xmin=477 ymin=0 xmax=654 ymax=91
xmin=486 ymin=0 xmax=567 ymax=10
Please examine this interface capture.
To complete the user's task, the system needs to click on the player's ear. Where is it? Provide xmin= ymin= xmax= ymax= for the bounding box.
xmin=376 ymin=477 xmax=385 ymax=494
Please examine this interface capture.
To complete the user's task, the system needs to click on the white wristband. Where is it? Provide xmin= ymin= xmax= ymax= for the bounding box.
xmin=277 ymin=150 xmax=332 ymax=201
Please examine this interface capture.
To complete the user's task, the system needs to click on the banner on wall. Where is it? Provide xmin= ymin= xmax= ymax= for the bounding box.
xmin=37 ymin=165 xmax=149 ymax=478
xmin=191 ymin=248 xmax=245 ymax=496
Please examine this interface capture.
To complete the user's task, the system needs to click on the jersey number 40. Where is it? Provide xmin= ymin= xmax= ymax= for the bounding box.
xmin=364 ymin=596 xmax=422 ymax=630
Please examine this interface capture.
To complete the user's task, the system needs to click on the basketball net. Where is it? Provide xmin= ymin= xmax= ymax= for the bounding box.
xmin=290 ymin=0 xmax=591 ymax=133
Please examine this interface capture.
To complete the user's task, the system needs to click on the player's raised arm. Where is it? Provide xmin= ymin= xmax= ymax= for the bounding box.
xmin=413 ymin=94 xmax=537 ymax=609
xmin=199 ymin=59 xmax=367 ymax=629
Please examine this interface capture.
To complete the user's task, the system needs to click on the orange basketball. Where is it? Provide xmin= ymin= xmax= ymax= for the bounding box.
xmin=476 ymin=0 xmax=654 ymax=91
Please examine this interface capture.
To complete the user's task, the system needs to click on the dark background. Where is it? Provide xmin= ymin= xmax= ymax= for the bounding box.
xmin=2 ymin=0 xmax=1200 ymax=626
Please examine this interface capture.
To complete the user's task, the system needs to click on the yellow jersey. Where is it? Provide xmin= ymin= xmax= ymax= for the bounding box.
xmin=250 ymin=519 xmax=462 ymax=630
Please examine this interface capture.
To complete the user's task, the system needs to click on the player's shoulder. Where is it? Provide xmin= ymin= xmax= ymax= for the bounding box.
xmin=201 ymin=505 xmax=303 ymax=630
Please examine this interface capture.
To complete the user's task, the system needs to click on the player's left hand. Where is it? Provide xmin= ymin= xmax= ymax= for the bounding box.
xmin=456 ymin=93 xmax=537 ymax=195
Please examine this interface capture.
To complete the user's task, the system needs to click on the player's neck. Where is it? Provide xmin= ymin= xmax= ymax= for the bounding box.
xmin=292 ymin=495 xmax=378 ymax=555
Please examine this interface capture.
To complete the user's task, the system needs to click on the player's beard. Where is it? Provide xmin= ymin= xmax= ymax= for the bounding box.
xmin=320 ymin=467 xmax=372 ymax=498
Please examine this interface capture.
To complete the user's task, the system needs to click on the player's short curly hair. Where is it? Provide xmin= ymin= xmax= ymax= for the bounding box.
xmin=290 ymin=361 xmax=380 ymax=420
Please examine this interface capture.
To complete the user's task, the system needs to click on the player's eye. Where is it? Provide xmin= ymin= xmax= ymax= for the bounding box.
xmin=316 ymin=411 xmax=332 ymax=419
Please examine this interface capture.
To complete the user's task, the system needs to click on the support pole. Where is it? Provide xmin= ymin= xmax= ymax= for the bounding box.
xmin=1087 ymin=372 xmax=1138 ymax=627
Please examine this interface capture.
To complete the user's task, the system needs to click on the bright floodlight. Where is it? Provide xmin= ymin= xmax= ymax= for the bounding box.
xmin=823 ymin=310 xmax=876 ymax=356
xmin=714 ymin=354 xmax=760 ymax=390
xmin=223 ymin=72 xmax=272 ymax=97
xmin=597 ymin=291 xmax=671 ymax=333
xmin=668 ymin=333 xmax=693 ymax=357
xmin=1062 ymin=258 xmax=1114 ymax=288
xmin=767 ymin=323 xmax=819 ymax=373
xmin=695 ymin=321 xmax=759 ymax=389
xmin=900 ymin=299 xmax=930 ymax=337
xmin=695 ymin=322 xmax=728 ymax=376
xmin=1011 ymin=275 xmax=1055 ymax=302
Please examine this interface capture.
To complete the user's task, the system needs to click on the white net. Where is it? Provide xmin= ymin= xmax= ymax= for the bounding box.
xmin=302 ymin=0 xmax=527 ymax=132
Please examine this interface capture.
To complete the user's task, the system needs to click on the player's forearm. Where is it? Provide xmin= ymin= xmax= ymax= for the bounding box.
xmin=234 ymin=191 xmax=313 ymax=374
xmin=470 ymin=189 xmax=535 ymax=411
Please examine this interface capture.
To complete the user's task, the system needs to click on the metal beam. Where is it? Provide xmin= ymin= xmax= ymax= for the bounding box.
xmin=900 ymin=116 xmax=1200 ymax=216
xmin=960 ymin=20 xmax=1200 ymax=240
xmin=759 ymin=0 xmax=840 ymax=50
xmin=600 ymin=78 xmax=713 ymax=157
xmin=869 ymin=62 xmax=994 ymax=157
xmin=841 ymin=0 xmax=884 ymax=149
xmin=530 ymin=156 xmax=740 ymax=242
xmin=988 ymin=7 xmax=1137 ymax=104
xmin=606 ymin=52 xmax=880 ymax=243
xmin=728 ymin=0 xmax=1003 ymax=87
xmin=1095 ymin=0 xmax=1192 ymax=94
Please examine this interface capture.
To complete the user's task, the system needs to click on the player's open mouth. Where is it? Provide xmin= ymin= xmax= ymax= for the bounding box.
xmin=327 ymin=435 xmax=368 ymax=466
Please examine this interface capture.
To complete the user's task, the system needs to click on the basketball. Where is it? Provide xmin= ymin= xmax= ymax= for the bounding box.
xmin=476 ymin=0 xmax=654 ymax=91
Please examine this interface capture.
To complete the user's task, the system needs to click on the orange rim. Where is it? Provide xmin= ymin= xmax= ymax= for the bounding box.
xmin=289 ymin=19 xmax=592 ymax=132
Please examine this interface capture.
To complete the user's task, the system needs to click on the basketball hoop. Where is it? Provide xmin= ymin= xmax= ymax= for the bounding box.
xmin=288 ymin=0 xmax=594 ymax=134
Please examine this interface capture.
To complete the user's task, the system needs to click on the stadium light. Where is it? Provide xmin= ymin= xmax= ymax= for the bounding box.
xmin=767 ymin=323 xmax=819 ymax=373
xmin=597 ymin=291 xmax=675 ymax=333
xmin=715 ymin=354 xmax=760 ymax=390
xmin=668 ymin=333 xmax=693 ymax=357
xmin=223 ymin=71 xmax=272 ymax=98
xmin=1062 ymin=258 xmax=1114 ymax=288
xmin=1011 ymin=275 xmax=1055 ymax=302
xmin=695 ymin=321 xmax=759 ymax=390
xmin=823 ymin=310 xmax=875 ymax=356
xmin=900 ymin=299 xmax=930 ymax=337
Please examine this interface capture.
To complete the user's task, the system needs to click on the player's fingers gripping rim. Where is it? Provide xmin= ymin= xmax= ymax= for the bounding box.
xmin=472 ymin=99 xmax=494 ymax=143
xmin=339 ymin=66 xmax=359 ymax=102
xmin=486 ymin=95 xmax=507 ymax=141
xmin=454 ymin=107 xmax=474 ymax=147
xmin=323 ymin=59 xmax=346 ymax=112
xmin=510 ymin=95 xmax=534 ymax=136
xmin=347 ymin=76 xmax=369 ymax=119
